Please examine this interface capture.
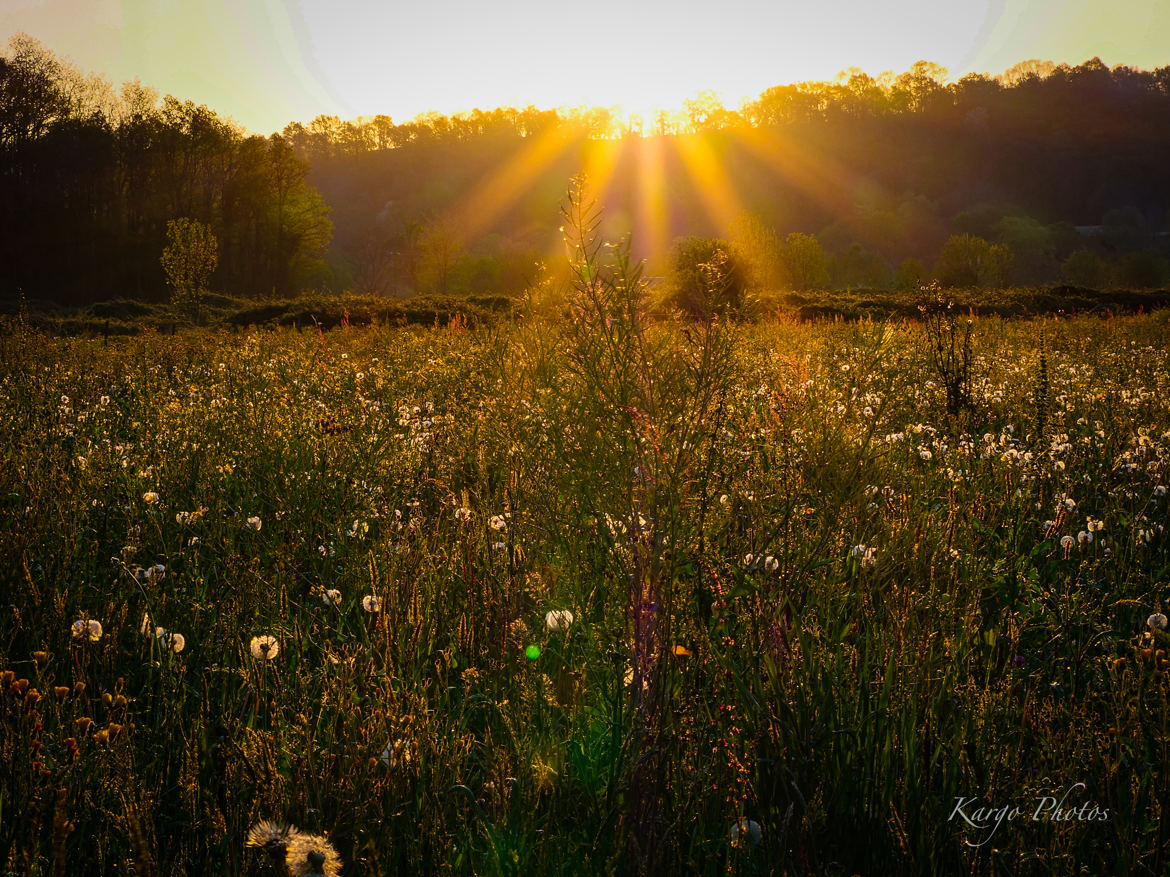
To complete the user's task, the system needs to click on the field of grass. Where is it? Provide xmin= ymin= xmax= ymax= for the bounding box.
xmin=2 ymin=254 xmax=1170 ymax=873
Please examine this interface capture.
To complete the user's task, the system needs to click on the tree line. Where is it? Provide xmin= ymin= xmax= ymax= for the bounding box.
xmin=0 ymin=35 xmax=331 ymax=306
xmin=3 ymin=33 xmax=1169 ymax=306
xmin=292 ymin=57 xmax=1170 ymax=296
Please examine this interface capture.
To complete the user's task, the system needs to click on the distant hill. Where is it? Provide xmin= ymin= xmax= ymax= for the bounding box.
xmin=4 ymin=38 xmax=1169 ymax=304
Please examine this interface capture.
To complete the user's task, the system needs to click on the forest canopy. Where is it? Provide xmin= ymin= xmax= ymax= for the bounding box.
xmin=0 ymin=35 xmax=331 ymax=305
xmin=3 ymin=35 xmax=1169 ymax=305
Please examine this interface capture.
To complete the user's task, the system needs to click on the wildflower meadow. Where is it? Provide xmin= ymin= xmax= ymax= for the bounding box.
xmin=3 ymin=211 xmax=1170 ymax=875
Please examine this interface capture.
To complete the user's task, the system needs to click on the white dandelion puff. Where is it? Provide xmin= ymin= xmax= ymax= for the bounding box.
xmin=250 ymin=635 xmax=280 ymax=660
xmin=381 ymin=738 xmax=414 ymax=769
xmin=246 ymin=820 xmax=293 ymax=851
xmin=851 ymin=544 xmax=877 ymax=568
xmin=71 ymin=618 xmax=102 ymax=642
xmin=730 ymin=818 xmax=762 ymax=849
xmin=286 ymin=832 xmax=343 ymax=877
xmin=545 ymin=609 xmax=574 ymax=631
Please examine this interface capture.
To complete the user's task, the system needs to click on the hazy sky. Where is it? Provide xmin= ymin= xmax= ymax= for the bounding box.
xmin=3 ymin=0 xmax=1169 ymax=134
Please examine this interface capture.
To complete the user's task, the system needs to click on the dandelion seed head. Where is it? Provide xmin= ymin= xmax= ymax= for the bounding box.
xmin=250 ymin=635 xmax=279 ymax=660
xmin=1148 ymin=613 xmax=1168 ymax=631
xmin=730 ymin=818 xmax=762 ymax=849
xmin=362 ymin=595 xmax=380 ymax=613
xmin=246 ymin=820 xmax=293 ymax=851
xmin=381 ymin=738 xmax=413 ymax=769
xmin=246 ymin=516 xmax=262 ymax=531
xmin=71 ymin=618 xmax=102 ymax=642
xmin=285 ymin=832 xmax=342 ymax=877
xmin=322 ymin=588 xmax=341 ymax=606
xmin=545 ymin=609 xmax=573 ymax=631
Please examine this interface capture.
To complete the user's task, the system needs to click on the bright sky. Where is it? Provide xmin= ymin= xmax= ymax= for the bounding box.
xmin=3 ymin=0 xmax=1169 ymax=134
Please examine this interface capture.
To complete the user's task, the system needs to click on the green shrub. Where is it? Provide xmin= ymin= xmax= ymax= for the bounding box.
xmin=657 ymin=236 xmax=749 ymax=319
xmin=85 ymin=299 xmax=158 ymax=321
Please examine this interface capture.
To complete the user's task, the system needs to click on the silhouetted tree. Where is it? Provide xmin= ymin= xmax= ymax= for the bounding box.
xmin=780 ymin=233 xmax=829 ymax=291
xmin=936 ymin=234 xmax=1012 ymax=288
xmin=161 ymin=217 xmax=217 ymax=318
xmin=1062 ymin=248 xmax=1108 ymax=289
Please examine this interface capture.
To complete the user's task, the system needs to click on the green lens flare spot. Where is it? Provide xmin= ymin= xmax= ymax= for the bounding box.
xmin=525 ymin=645 xmax=541 ymax=661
